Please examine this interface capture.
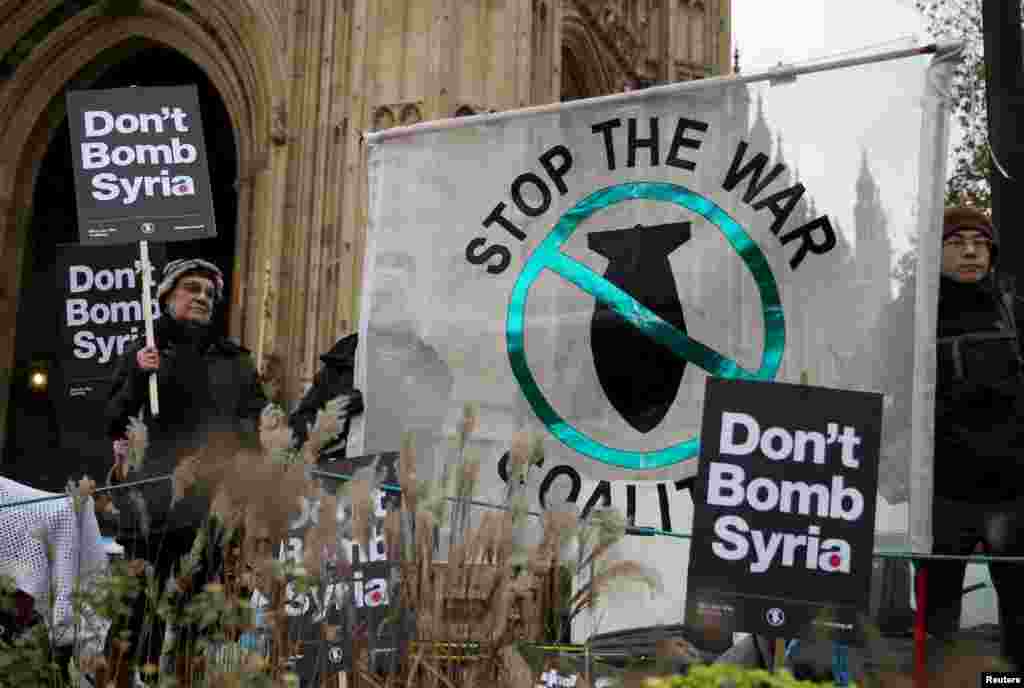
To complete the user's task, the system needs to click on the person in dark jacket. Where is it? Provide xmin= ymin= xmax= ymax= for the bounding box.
xmin=102 ymin=258 xmax=266 ymax=682
xmin=288 ymin=332 xmax=363 ymax=459
xmin=917 ymin=206 xmax=1024 ymax=668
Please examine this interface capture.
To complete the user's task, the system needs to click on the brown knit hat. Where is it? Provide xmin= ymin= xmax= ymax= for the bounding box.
xmin=943 ymin=206 xmax=995 ymax=243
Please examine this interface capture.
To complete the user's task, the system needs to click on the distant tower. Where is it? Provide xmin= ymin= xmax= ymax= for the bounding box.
xmin=748 ymin=93 xmax=773 ymax=156
xmin=729 ymin=96 xmax=775 ymax=365
xmin=854 ymin=149 xmax=892 ymax=330
xmin=773 ymin=131 xmax=791 ymax=187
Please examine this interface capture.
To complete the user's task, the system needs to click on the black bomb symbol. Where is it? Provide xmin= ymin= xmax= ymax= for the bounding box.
xmin=588 ymin=221 xmax=690 ymax=433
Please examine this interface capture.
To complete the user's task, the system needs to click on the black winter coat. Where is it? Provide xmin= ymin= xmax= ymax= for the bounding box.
xmin=104 ymin=315 xmax=267 ymax=531
xmin=288 ymin=333 xmax=362 ymax=457
xmin=879 ymin=275 xmax=1024 ymax=503
xmin=932 ymin=276 xmax=1024 ymax=502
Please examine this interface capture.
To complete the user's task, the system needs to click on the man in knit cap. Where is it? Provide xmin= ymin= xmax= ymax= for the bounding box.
xmin=101 ymin=258 xmax=266 ymax=683
xmin=917 ymin=206 xmax=1024 ymax=667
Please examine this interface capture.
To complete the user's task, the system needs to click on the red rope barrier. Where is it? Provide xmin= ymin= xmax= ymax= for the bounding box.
xmin=914 ymin=566 xmax=928 ymax=688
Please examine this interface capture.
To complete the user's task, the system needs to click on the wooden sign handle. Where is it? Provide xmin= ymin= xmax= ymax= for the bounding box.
xmin=139 ymin=241 xmax=159 ymax=417
xmin=774 ymin=637 xmax=786 ymax=674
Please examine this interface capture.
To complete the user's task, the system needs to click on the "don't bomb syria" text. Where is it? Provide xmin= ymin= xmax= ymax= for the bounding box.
xmin=707 ymin=411 xmax=866 ymax=575
xmin=78 ymin=108 xmax=199 ymax=206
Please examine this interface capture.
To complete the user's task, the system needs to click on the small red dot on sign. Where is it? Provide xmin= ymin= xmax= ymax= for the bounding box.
xmin=370 ymin=592 xmax=382 ymax=603
xmin=830 ymin=555 xmax=841 ymax=568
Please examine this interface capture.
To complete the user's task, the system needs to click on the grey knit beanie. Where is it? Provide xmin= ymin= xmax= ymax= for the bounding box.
xmin=156 ymin=258 xmax=224 ymax=305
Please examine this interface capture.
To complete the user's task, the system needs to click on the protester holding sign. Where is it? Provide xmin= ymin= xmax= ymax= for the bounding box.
xmin=101 ymin=257 xmax=266 ymax=682
xmin=913 ymin=207 xmax=1024 ymax=668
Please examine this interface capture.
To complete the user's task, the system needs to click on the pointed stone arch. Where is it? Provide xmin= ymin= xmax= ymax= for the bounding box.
xmin=0 ymin=0 xmax=287 ymax=450
xmin=560 ymin=4 xmax=626 ymax=100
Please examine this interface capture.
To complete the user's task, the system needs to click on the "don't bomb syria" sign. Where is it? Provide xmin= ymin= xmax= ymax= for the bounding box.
xmin=66 ymin=85 xmax=217 ymax=245
xmin=56 ymin=242 xmax=166 ymax=384
xmin=685 ymin=377 xmax=882 ymax=642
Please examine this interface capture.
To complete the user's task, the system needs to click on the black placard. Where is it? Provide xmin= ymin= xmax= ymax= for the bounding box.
xmin=274 ymin=452 xmax=402 ymax=683
xmin=55 ymin=242 xmax=166 ymax=385
xmin=66 ymin=85 xmax=216 ymax=245
xmin=53 ymin=242 xmax=166 ymax=481
xmin=353 ymin=559 xmax=405 ymax=675
xmin=684 ymin=378 xmax=882 ymax=643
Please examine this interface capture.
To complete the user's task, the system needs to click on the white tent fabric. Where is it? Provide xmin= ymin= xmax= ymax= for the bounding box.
xmin=355 ymin=44 xmax=958 ymax=635
xmin=0 ymin=478 xmax=109 ymax=646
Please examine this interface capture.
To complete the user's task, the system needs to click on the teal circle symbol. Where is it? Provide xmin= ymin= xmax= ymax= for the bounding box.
xmin=506 ymin=182 xmax=785 ymax=471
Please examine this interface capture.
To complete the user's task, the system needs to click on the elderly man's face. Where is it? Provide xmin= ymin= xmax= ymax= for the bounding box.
xmin=170 ymin=273 xmax=216 ymax=324
xmin=941 ymin=230 xmax=992 ymax=284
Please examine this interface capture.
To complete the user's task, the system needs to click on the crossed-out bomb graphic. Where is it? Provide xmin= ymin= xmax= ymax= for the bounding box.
xmin=507 ymin=182 xmax=785 ymax=472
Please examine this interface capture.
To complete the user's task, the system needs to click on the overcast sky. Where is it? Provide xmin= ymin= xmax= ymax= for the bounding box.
xmin=732 ymin=0 xmax=939 ymax=264
xmin=733 ymin=0 xmax=928 ymax=73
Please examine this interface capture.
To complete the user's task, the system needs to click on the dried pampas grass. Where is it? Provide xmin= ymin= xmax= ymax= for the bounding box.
xmin=570 ymin=561 xmax=662 ymax=622
xmin=532 ymin=510 xmax=578 ymax=572
xmin=126 ymin=413 xmax=148 ymax=471
xmin=578 ymin=508 xmax=627 ymax=571
xmin=219 ymin=448 xmax=310 ymax=548
xmin=348 ymin=476 xmax=375 ymax=553
xmin=529 ymin=434 xmax=545 ymax=468
xmin=457 ymin=402 xmax=478 ymax=451
xmin=456 ymin=457 xmax=480 ymax=499
xmin=498 ymin=645 xmax=534 ymax=688
xmin=507 ymin=430 xmax=531 ymax=487
xmin=258 ymin=404 xmax=293 ymax=456
xmin=66 ymin=476 xmax=97 ymax=514
xmin=383 ymin=509 xmax=402 ymax=562
xmin=302 ymin=394 xmax=349 ymax=462
xmin=302 ymin=494 xmax=339 ymax=575
xmin=399 ymin=432 xmax=417 ymax=510
xmin=101 ymin=393 xmax=671 ymax=687
xmin=172 ymin=455 xmax=200 ymax=505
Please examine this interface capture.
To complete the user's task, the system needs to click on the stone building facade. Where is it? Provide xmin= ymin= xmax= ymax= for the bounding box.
xmin=0 ymin=1 xmax=732 ymax=456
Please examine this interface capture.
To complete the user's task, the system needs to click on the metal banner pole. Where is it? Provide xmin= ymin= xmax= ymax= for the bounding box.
xmin=138 ymin=240 xmax=159 ymax=417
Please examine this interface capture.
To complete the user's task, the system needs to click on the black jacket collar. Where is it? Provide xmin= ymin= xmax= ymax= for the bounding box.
xmin=154 ymin=315 xmax=244 ymax=355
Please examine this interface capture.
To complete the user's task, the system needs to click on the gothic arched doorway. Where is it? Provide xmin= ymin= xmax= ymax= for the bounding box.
xmin=560 ymin=7 xmax=626 ymax=101
xmin=3 ymin=43 xmax=238 ymax=489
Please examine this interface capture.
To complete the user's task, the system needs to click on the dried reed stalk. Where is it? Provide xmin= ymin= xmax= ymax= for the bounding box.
xmin=532 ymin=510 xmax=577 ymax=572
xmin=355 ymin=666 xmax=387 ymax=688
xmin=383 ymin=509 xmax=402 ymax=562
xmin=301 ymin=397 xmax=345 ymax=464
xmin=413 ymin=510 xmax=437 ymax=640
xmin=126 ymin=413 xmax=149 ymax=472
xmin=349 ymin=476 xmax=374 ymax=554
xmin=569 ymin=561 xmax=662 ymax=621
xmin=431 ymin=554 xmax=447 ymax=649
xmin=498 ymin=645 xmax=534 ymax=688
xmin=506 ymin=430 xmax=531 ymax=490
xmin=258 ymin=404 xmax=292 ymax=455
xmin=457 ymin=403 xmax=478 ymax=453
xmin=403 ymin=651 xmax=422 ymax=688
xmin=302 ymin=494 xmax=338 ymax=575
xmin=415 ymin=656 xmax=460 ymax=688
xmin=399 ymin=432 xmax=417 ymax=513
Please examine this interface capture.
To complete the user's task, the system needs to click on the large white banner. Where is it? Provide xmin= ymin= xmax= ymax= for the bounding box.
xmin=356 ymin=45 xmax=957 ymax=635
